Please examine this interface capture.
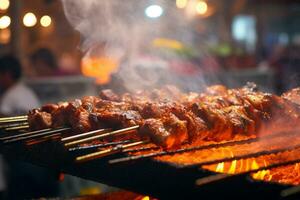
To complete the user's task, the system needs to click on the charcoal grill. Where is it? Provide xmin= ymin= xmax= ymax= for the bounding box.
xmin=0 ymin=135 xmax=298 ymax=199
xmin=1 ymin=117 xmax=300 ymax=200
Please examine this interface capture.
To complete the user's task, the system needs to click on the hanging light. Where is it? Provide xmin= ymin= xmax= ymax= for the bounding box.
xmin=0 ymin=15 xmax=10 ymax=29
xmin=23 ymin=12 xmax=37 ymax=27
xmin=40 ymin=15 xmax=52 ymax=27
xmin=145 ymin=5 xmax=164 ymax=19
xmin=195 ymin=1 xmax=208 ymax=15
xmin=176 ymin=0 xmax=188 ymax=9
xmin=0 ymin=0 xmax=9 ymax=11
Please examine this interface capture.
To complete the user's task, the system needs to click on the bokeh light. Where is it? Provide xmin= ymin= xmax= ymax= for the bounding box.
xmin=145 ymin=5 xmax=163 ymax=18
xmin=40 ymin=15 xmax=52 ymax=27
xmin=23 ymin=12 xmax=37 ymax=27
xmin=176 ymin=0 xmax=188 ymax=9
xmin=196 ymin=1 xmax=208 ymax=15
xmin=0 ymin=15 xmax=10 ymax=29
xmin=0 ymin=0 xmax=9 ymax=11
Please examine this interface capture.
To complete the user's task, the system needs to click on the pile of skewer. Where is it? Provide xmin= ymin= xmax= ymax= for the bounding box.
xmin=2 ymin=115 xmax=300 ymax=167
xmin=0 ymin=115 xmax=152 ymax=161
xmin=3 ymin=115 xmax=300 ymax=190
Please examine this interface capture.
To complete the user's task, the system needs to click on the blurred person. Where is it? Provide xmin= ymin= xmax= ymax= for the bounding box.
xmin=0 ymin=56 xmax=39 ymax=115
xmin=30 ymin=48 xmax=76 ymax=77
xmin=30 ymin=48 xmax=59 ymax=77
xmin=0 ymin=55 xmax=59 ymax=199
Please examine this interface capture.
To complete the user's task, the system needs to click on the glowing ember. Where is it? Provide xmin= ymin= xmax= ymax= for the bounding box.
xmin=228 ymin=160 xmax=237 ymax=174
xmin=128 ymin=131 xmax=300 ymax=186
xmin=215 ymin=162 xmax=224 ymax=173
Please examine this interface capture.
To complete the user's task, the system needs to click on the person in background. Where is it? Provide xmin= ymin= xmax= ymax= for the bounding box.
xmin=0 ymin=55 xmax=59 ymax=199
xmin=30 ymin=48 xmax=60 ymax=77
xmin=0 ymin=55 xmax=40 ymax=115
xmin=30 ymin=48 xmax=75 ymax=77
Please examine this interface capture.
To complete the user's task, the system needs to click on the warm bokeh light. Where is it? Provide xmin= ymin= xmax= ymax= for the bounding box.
xmin=0 ymin=28 xmax=10 ymax=44
xmin=0 ymin=0 xmax=9 ymax=11
xmin=176 ymin=0 xmax=188 ymax=9
xmin=152 ymin=38 xmax=184 ymax=50
xmin=0 ymin=15 xmax=10 ymax=29
xmin=40 ymin=15 xmax=52 ymax=27
xmin=23 ymin=12 xmax=37 ymax=27
xmin=196 ymin=1 xmax=208 ymax=15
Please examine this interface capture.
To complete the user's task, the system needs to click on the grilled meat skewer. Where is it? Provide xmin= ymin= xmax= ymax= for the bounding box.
xmin=27 ymin=85 xmax=300 ymax=149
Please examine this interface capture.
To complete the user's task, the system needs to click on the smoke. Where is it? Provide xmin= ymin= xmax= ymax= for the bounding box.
xmin=62 ymin=0 xmax=212 ymax=92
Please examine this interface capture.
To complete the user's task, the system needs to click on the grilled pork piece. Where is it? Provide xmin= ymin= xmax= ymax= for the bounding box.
xmin=99 ymin=89 xmax=120 ymax=102
xmin=282 ymin=88 xmax=300 ymax=106
xmin=27 ymin=85 xmax=300 ymax=149
xmin=27 ymin=109 xmax=52 ymax=130
xmin=140 ymin=113 xmax=188 ymax=149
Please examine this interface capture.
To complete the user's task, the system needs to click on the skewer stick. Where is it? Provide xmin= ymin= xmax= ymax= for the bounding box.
xmin=26 ymin=133 xmax=62 ymax=146
xmin=122 ymin=145 xmax=160 ymax=153
xmin=3 ymin=127 xmax=70 ymax=143
xmin=68 ymin=140 xmax=133 ymax=152
xmin=0 ymin=128 xmax=53 ymax=141
xmin=0 ymin=128 xmax=52 ymax=140
xmin=0 ymin=115 xmax=27 ymax=122
xmin=0 ymin=118 xmax=28 ymax=124
xmin=5 ymin=125 xmax=29 ymax=131
xmin=0 ymin=122 xmax=28 ymax=129
xmin=64 ymin=125 xmax=139 ymax=147
xmin=76 ymin=140 xmax=149 ymax=162
xmin=61 ymin=128 xmax=111 ymax=142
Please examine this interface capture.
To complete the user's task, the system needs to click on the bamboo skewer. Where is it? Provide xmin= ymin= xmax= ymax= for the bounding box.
xmin=122 ymin=145 xmax=160 ymax=153
xmin=76 ymin=140 xmax=149 ymax=162
xmin=64 ymin=125 xmax=139 ymax=147
xmin=0 ymin=128 xmax=52 ymax=140
xmin=0 ymin=118 xmax=28 ymax=124
xmin=68 ymin=140 xmax=133 ymax=152
xmin=61 ymin=128 xmax=111 ymax=142
xmin=0 ymin=115 xmax=27 ymax=122
xmin=5 ymin=125 xmax=29 ymax=131
xmin=3 ymin=127 xmax=70 ymax=143
xmin=25 ymin=133 xmax=62 ymax=146
xmin=0 ymin=122 xmax=29 ymax=129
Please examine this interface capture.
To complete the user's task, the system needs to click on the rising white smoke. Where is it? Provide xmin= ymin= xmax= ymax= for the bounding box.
xmin=61 ymin=0 xmax=209 ymax=92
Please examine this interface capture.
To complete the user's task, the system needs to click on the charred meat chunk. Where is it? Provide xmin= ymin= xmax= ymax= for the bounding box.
xmin=99 ymin=89 xmax=120 ymax=102
xmin=28 ymin=109 xmax=52 ymax=130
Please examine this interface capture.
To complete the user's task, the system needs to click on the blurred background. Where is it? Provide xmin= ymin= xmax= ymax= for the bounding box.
xmin=0 ymin=0 xmax=299 ymax=199
xmin=0 ymin=0 xmax=299 ymax=98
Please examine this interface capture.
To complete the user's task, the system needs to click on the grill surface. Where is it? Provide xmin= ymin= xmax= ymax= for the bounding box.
xmin=0 ymin=135 xmax=296 ymax=200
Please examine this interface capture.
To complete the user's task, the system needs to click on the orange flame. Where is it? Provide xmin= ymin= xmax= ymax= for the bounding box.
xmin=81 ymin=57 xmax=119 ymax=84
xmin=216 ymin=162 xmax=225 ymax=173
xmin=141 ymin=196 xmax=150 ymax=200
xmin=228 ymin=160 xmax=237 ymax=174
xmin=251 ymin=160 xmax=259 ymax=170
